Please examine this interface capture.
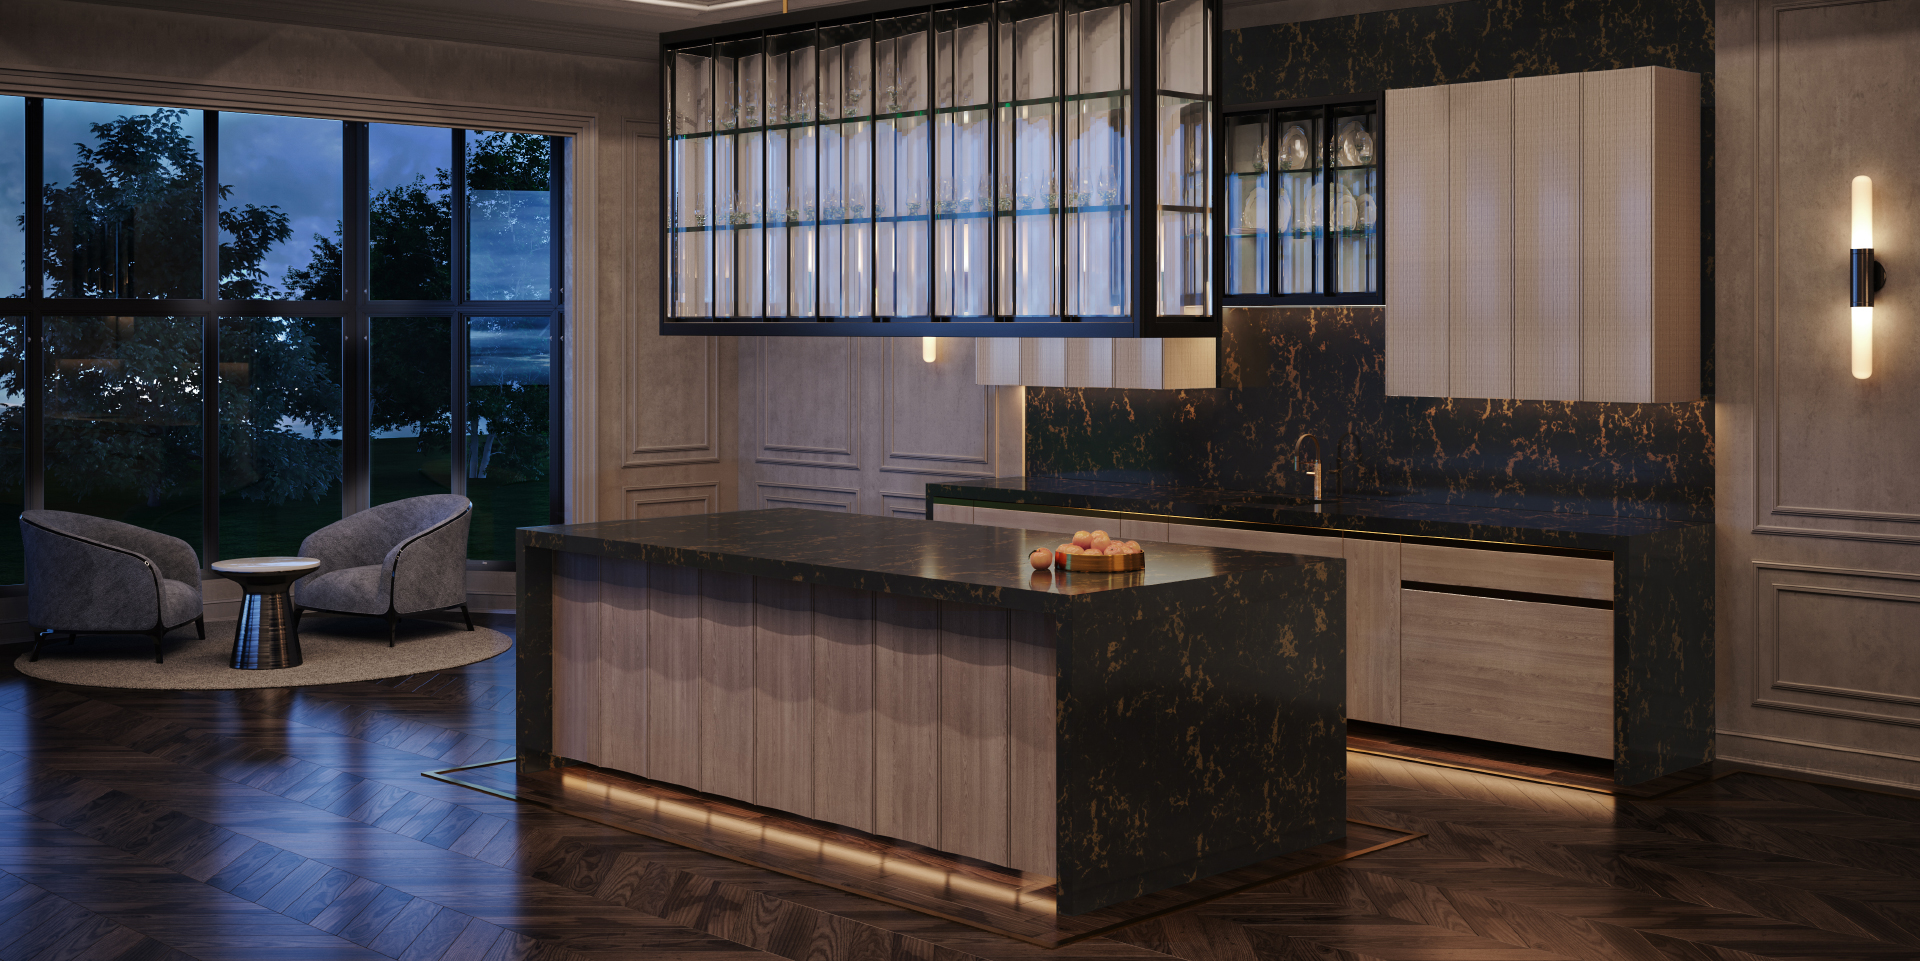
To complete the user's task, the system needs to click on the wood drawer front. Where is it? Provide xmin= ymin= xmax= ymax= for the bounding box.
xmin=1401 ymin=542 xmax=1612 ymax=601
xmin=1164 ymin=522 xmax=1344 ymax=559
xmin=1400 ymin=589 xmax=1613 ymax=759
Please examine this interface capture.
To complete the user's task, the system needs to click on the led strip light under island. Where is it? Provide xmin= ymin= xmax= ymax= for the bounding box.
xmin=513 ymin=509 xmax=1346 ymax=917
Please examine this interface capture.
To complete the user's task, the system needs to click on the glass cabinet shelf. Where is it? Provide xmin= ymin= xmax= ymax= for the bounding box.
xmin=1219 ymin=92 xmax=1382 ymax=307
xmin=658 ymin=0 xmax=1219 ymax=339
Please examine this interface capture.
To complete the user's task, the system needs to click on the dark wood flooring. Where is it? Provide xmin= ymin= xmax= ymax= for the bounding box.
xmin=0 ymin=628 xmax=1917 ymax=960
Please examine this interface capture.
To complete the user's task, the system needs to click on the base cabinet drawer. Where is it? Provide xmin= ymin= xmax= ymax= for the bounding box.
xmin=1400 ymin=589 xmax=1613 ymax=758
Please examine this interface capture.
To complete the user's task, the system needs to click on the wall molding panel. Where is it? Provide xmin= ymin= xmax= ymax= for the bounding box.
xmin=626 ymin=483 xmax=722 ymax=519
xmin=1718 ymin=0 xmax=1920 ymax=786
xmin=755 ymin=484 xmax=859 ymax=512
xmin=741 ymin=337 xmax=1022 ymax=518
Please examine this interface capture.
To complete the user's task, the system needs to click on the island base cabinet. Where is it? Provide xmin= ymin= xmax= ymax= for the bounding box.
xmin=1399 ymin=589 xmax=1613 ymax=758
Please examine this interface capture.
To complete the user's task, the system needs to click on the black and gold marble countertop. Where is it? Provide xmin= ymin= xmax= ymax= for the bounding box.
xmin=519 ymin=508 xmax=1332 ymax=613
xmin=926 ymin=476 xmax=1712 ymax=552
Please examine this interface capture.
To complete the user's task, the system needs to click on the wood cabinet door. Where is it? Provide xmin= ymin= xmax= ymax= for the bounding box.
xmin=1400 ymin=589 xmax=1613 ymax=758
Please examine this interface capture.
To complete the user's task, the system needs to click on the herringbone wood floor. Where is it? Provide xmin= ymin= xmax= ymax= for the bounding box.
xmin=0 ymin=626 xmax=1915 ymax=961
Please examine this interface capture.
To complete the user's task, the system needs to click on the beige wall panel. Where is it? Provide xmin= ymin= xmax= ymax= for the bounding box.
xmin=813 ymin=586 xmax=877 ymax=833
xmin=1008 ymin=611 xmax=1058 ymax=877
xmin=753 ymin=577 xmax=815 ymax=817
xmin=553 ymin=552 xmax=605 ymax=766
xmin=1401 ymin=589 xmax=1613 ymax=758
xmin=1755 ymin=565 xmax=1920 ymax=726
xmin=1768 ymin=3 xmax=1920 ymax=529
xmin=883 ymin=339 xmax=997 ymax=480
xmin=1649 ymin=68 xmax=1702 ymax=402
xmin=1112 ymin=339 xmax=1165 ymax=390
xmin=1385 ymin=84 xmax=1450 ymax=396
xmin=626 ymin=331 xmax=722 ymax=466
xmin=1716 ymin=0 xmax=1920 ymax=790
xmin=873 ymin=595 xmax=942 ymax=849
xmin=1159 ymin=338 xmax=1219 ymax=389
xmin=644 ymin=562 xmax=703 ymax=787
xmin=1448 ymin=79 xmax=1515 ymax=399
xmin=595 ymin=558 xmax=649 ymax=776
xmin=1581 ymin=67 xmax=1656 ymax=402
xmin=1511 ymin=73 xmax=1584 ymax=401
xmin=699 ymin=570 xmax=757 ymax=800
xmin=1401 ymin=542 xmax=1613 ymax=601
xmin=1163 ymin=522 xmax=1344 ymax=558
xmin=939 ymin=603 xmax=1012 ymax=866
xmin=756 ymin=338 xmax=860 ymax=470
xmin=1343 ymin=538 xmax=1402 ymax=725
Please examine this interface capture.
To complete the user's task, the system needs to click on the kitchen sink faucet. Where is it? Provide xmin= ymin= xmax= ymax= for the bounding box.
xmin=1292 ymin=433 xmax=1324 ymax=501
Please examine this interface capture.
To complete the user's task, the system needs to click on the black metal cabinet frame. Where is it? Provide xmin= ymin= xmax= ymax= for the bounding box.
xmin=658 ymin=0 xmax=1222 ymax=338
xmin=1216 ymin=92 xmax=1384 ymax=308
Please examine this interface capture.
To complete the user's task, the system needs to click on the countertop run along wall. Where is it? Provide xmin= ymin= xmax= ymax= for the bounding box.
xmin=1028 ymin=0 xmax=1715 ymax=518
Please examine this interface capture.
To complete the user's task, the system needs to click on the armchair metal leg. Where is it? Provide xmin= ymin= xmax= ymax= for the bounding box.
xmin=387 ymin=614 xmax=399 ymax=647
xmin=459 ymin=604 xmax=475 ymax=632
xmin=28 ymin=630 xmax=52 ymax=663
xmin=194 ymin=616 xmax=205 ymax=639
xmin=151 ymin=628 xmax=167 ymax=664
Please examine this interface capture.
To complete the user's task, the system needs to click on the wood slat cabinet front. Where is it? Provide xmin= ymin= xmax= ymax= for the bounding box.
xmin=1385 ymin=66 xmax=1700 ymax=402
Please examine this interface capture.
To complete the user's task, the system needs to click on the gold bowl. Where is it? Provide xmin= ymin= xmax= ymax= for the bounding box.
xmin=1053 ymin=550 xmax=1146 ymax=572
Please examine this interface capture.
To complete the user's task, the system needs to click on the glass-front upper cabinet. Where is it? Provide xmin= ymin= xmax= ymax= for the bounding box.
xmin=1218 ymin=93 xmax=1381 ymax=306
xmin=659 ymin=0 xmax=1218 ymax=339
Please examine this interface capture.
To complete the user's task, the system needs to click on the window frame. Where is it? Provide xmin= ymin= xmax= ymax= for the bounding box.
xmin=0 ymin=100 xmax=566 ymax=578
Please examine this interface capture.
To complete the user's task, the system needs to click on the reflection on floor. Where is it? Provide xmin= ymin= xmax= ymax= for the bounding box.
xmin=0 ymin=628 xmax=1917 ymax=960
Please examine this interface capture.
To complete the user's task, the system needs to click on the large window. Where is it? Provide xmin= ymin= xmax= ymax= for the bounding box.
xmin=0 ymin=98 xmax=564 ymax=581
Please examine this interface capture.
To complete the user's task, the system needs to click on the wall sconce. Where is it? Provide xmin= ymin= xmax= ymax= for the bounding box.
xmin=922 ymin=337 xmax=937 ymax=364
xmin=1851 ymin=175 xmax=1888 ymax=379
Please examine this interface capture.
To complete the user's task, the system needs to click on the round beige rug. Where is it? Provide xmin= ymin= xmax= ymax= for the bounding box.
xmin=13 ymin=615 xmax=512 ymax=690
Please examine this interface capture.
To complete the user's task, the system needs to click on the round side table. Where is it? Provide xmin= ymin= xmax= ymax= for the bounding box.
xmin=212 ymin=556 xmax=321 ymax=670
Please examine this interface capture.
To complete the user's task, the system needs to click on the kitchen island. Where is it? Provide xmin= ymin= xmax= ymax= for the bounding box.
xmin=517 ymin=509 xmax=1345 ymax=915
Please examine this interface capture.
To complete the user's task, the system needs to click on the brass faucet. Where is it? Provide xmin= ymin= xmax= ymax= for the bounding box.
xmin=1291 ymin=433 xmax=1323 ymax=501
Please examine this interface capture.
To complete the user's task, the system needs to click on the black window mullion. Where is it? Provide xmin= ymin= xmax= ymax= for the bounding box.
xmin=449 ymin=129 xmax=467 ymax=500
xmin=201 ymin=110 xmax=221 ymax=565
xmin=24 ymin=98 xmax=43 ymax=513
xmin=345 ymin=122 xmax=371 ymax=516
xmin=550 ymin=137 xmax=565 ymax=524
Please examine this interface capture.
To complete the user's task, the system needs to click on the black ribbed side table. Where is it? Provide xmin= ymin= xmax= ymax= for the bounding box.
xmin=212 ymin=556 xmax=321 ymax=670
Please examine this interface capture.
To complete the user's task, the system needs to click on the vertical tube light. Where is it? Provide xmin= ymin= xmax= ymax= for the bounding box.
xmin=922 ymin=336 xmax=937 ymax=362
xmin=1850 ymin=175 xmax=1874 ymax=380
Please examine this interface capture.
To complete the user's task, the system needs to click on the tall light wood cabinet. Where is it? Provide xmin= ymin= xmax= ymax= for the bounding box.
xmin=1385 ymin=66 xmax=1700 ymax=403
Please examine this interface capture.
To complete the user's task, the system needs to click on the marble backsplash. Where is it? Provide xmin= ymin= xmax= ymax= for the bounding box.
xmin=1027 ymin=0 xmax=1716 ymax=521
xmin=1027 ymin=309 xmax=1714 ymax=521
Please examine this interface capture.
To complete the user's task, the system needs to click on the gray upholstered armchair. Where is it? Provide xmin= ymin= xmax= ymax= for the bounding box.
xmin=293 ymin=494 xmax=474 ymax=645
xmin=21 ymin=511 xmax=205 ymax=664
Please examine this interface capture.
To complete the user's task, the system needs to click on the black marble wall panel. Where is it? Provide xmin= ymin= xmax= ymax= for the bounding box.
xmin=1031 ymin=309 xmax=1714 ymax=520
xmin=1030 ymin=0 xmax=1715 ymax=518
xmin=1614 ymin=523 xmax=1715 ymax=784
